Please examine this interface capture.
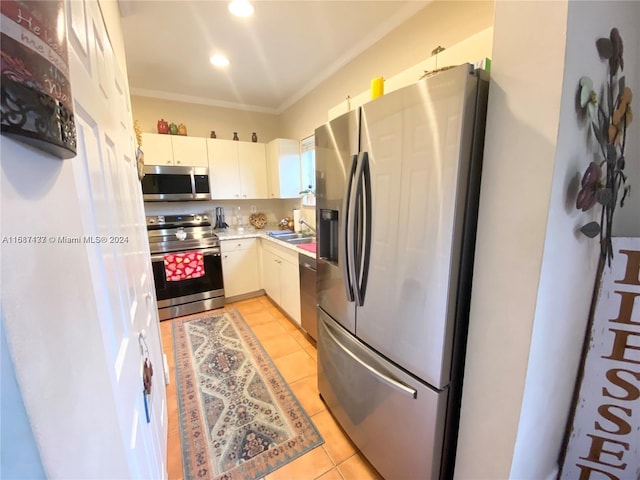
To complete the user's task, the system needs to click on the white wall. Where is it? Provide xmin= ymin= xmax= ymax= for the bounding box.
xmin=511 ymin=2 xmax=640 ymax=478
xmin=144 ymin=198 xmax=301 ymax=230
xmin=1 ymin=137 xmax=131 ymax=478
xmin=132 ymin=95 xmax=281 ymax=142
xmin=279 ymin=1 xmax=495 ymax=140
xmin=454 ymin=2 xmax=570 ymax=478
xmin=0 ymin=315 xmax=46 ymax=479
xmin=0 ymin=0 xmax=162 ymax=476
xmin=455 ymin=1 xmax=640 ymax=478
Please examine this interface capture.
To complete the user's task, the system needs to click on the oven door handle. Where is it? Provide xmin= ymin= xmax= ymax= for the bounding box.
xmin=150 ymin=247 xmax=220 ymax=262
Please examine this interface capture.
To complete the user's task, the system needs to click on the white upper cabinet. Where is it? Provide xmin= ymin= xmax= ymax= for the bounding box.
xmin=141 ymin=133 xmax=172 ymax=165
xmin=171 ymin=136 xmax=208 ymax=167
xmin=207 ymin=139 xmax=241 ymax=198
xmin=238 ymin=142 xmax=268 ymax=199
xmin=267 ymin=138 xmax=301 ymax=198
xmin=207 ymin=139 xmax=268 ymax=199
xmin=141 ymin=133 xmax=207 ymax=167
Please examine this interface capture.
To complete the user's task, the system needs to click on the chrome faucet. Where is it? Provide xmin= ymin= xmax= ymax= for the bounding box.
xmin=299 ymin=218 xmax=316 ymax=233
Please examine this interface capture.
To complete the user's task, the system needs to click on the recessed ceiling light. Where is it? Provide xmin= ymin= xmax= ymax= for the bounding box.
xmin=210 ymin=54 xmax=230 ymax=67
xmin=228 ymin=0 xmax=254 ymax=17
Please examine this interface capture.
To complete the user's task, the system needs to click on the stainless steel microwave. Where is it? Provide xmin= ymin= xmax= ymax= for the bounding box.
xmin=141 ymin=165 xmax=211 ymax=201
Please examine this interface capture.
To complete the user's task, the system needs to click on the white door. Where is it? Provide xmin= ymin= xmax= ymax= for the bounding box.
xmin=67 ymin=0 xmax=167 ymax=477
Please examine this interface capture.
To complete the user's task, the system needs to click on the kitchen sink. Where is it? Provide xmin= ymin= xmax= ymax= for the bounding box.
xmin=283 ymin=237 xmax=316 ymax=245
xmin=268 ymin=231 xmax=315 ymax=241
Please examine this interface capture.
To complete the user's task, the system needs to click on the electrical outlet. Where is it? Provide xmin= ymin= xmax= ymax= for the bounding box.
xmin=250 ymin=205 xmax=257 ymax=213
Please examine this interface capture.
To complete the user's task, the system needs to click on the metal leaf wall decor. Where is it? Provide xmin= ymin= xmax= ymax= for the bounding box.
xmin=575 ymin=27 xmax=633 ymax=265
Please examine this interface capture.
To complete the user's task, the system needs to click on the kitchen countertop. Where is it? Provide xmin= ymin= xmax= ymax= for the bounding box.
xmin=215 ymin=228 xmax=316 ymax=259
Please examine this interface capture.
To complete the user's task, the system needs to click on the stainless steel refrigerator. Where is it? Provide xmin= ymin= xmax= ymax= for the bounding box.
xmin=315 ymin=64 xmax=489 ymax=479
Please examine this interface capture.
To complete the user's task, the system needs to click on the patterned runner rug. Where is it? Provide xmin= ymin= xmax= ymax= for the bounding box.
xmin=172 ymin=308 xmax=324 ymax=480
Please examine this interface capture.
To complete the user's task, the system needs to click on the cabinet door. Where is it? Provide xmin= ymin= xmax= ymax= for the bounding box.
xmin=267 ymin=139 xmax=301 ymax=198
xmin=172 ymin=136 xmax=208 ymax=166
xmin=266 ymin=141 xmax=281 ymax=199
xmin=222 ymin=248 xmax=260 ymax=297
xmin=207 ymin=139 xmax=241 ymax=199
xmin=261 ymin=248 xmax=281 ymax=302
xmin=238 ymin=142 xmax=268 ymax=199
xmin=142 ymin=133 xmax=173 ymax=165
xmin=221 ymin=239 xmax=260 ymax=297
xmin=280 ymin=255 xmax=301 ymax=325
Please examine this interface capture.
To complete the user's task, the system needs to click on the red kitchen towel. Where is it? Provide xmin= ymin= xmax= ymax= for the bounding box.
xmin=297 ymin=243 xmax=317 ymax=254
xmin=164 ymin=252 xmax=205 ymax=281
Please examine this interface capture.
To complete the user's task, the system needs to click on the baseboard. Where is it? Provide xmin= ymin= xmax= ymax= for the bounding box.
xmin=223 ymin=290 xmax=265 ymax=303
xmin=546 ymin=464 xmax=560 ymax=480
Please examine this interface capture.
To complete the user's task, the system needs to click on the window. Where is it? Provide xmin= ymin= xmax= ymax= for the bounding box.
xmin=300 ymin=135 xmax=315 ymax=194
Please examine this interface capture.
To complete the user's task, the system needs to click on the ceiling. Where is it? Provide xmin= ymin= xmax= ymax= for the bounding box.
xmin=118 ymin=1 xmax=428 ymax=114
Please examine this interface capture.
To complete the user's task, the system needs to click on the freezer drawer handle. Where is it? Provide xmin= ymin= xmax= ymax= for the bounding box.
xmin=321 ymin=319 xmax=417 ymax=399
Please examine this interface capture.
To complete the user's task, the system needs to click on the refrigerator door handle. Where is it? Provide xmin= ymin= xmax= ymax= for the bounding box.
xmin=352 ymin=151 xmax=372 ymax=306
xmin=343 ymin=154 xmax=358 ymax=302
xmin=320 ymin=317 xmax=417 ymax=399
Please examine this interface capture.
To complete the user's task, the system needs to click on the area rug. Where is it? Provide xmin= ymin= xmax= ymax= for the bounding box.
xmin=172 ymin=308 xmax=324 ymax=480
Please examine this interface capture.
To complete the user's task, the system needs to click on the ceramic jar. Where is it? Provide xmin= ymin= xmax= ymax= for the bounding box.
xmin=157 ymin=119 xmax=169 ymax=134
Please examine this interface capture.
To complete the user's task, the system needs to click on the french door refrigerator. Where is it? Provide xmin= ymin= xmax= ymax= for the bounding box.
xmin=315 ymin=64 xmax=489 ymax=479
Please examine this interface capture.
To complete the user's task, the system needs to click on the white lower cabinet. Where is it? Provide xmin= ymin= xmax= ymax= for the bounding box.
xmin=221 ymin=238 xmax=260 ymax=298
xmin=261 ymin=240 xmax=301 ymax=324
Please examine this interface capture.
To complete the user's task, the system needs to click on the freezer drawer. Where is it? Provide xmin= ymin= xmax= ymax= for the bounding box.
xmin=317 ymin=308 xmax=448 ymax=480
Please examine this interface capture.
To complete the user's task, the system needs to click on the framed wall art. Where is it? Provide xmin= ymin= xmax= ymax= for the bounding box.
xmin=1 ymin=0 xmax=76 ymax=159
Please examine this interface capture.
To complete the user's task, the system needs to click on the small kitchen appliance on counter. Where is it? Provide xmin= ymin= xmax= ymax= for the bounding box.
xmin=214 ymin=207 xmax=229 ymax=229
xmin=146 ymin=213 xmax=224 ymax=320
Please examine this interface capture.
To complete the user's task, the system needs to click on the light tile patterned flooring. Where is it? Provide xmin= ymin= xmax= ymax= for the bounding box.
xmin=160 ymin=295 xmax=383 ymax=480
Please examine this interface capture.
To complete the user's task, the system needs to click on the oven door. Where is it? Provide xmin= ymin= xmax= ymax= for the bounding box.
xmin=150 ymin=247 xmax=224 ymax=308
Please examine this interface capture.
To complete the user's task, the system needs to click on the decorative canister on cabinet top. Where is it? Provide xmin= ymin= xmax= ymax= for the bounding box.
xmin=169 ymin=122 xmax=178 ymax=135
xmin=210 ymin=130 xmax=216 ymax=138
xmin=157 ymin=119 xmax=169 ymax=134
xmin=178 ymin=123 xmax=187 ymax=135
xmin=233 ymin=132 xmax=239 ymax=141
xmin=252 ymin=132 xmax=257 ymax=142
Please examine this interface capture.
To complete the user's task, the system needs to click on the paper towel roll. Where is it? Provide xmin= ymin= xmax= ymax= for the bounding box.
xmin=293 ymin=209 xmax=301 ymax=233
xmin=371 ymin=77 xmax=384 ymax=99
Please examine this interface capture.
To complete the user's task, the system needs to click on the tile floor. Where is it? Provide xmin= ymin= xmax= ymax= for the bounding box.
xmin=160 ymin=295 xmax=383 ymax=480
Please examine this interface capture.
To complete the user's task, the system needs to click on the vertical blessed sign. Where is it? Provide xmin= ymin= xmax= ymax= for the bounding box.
xmin=561 ymin=238 xmax=640 ymax=479
xmin=0 ymin=0 xmax=76 ymax=158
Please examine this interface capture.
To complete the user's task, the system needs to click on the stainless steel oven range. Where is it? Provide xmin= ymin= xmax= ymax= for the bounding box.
xmin=146 ymin=213 xmax=224 ymax=320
